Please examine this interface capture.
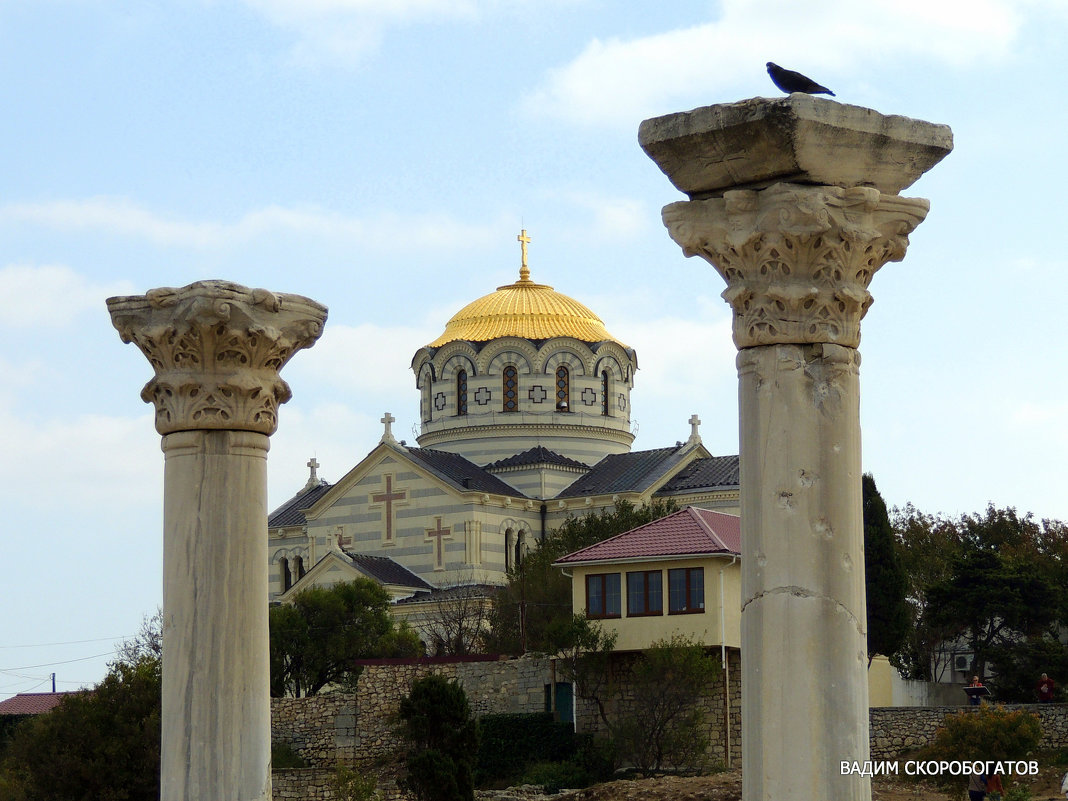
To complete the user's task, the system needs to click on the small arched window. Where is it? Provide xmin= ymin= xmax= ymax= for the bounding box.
xmin=555 ymin=366 xmax=570 ymax=411
xmin=422 ymin=381 xmax=432 ymax=423
xmin=295 ymin=556 xmax=306 ymax=581
xmin=515 ymin=530 xmax=527 ymax=568
xmin=601 ymin=370 xmax=610 ymax=417
xmin=280 ymin=557 xmax=292 ymax=592
xmin=503 ymin=366 xmax=518 ymax=412
xmin=456 ymin=370 xmax=468 ymax=416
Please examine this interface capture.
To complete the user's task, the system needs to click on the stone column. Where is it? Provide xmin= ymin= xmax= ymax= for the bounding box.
xmin=108 ymin=280 xmax=327 ymax=801
xmin=640 ymin=97 xmax=951 ymax=800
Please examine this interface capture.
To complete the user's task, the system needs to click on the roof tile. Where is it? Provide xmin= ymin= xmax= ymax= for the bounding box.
xmin=554 ymin=507 xmax=740 ymax=564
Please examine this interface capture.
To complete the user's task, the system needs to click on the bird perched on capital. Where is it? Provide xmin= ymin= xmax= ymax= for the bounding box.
xmin=766 ymin=62 xmax=835 ymax=96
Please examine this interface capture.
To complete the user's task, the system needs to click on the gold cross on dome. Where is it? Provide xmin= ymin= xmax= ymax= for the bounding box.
xmin=517 ymin=229 xmax=531 ymax=281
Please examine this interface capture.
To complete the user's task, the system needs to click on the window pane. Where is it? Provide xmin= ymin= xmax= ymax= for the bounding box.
xmin=668 ymin=568 xmax=686 ymax=612
xmin=689 ymin=568 xmax=704 ymax=611
xmin=606 ymin=574 xmax=621 ymax=617
xmin=649 ymin=570 xmax=663 ymax=613
xmin=587 ymin=575 xmax=603 ymax=616
xmin=627 ymin=572 xmax=644 ymax=615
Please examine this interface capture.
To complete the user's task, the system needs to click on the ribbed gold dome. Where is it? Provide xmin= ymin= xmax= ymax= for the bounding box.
xmin=428 ymin=269 xmax=625 ymax=348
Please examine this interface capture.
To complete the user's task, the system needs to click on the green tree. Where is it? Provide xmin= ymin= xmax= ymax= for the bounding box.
xmin=926 ymin=547 xmax=1058 ymax=681
xmin=891 ymin=504 xmax=966 ymax=681
xmin=613 ymin=635 xmax=720 ymax=772
xmin=891 ymin=503 xmax=1067 ymax=686
xmin=862 ymin=474 xmax=909 ymax=666
xmin=484 ymin=500 xmax=676 ymax=654
xmin=0 ymin=656 xmax=161 ymax=801
xmin=270 ymin=578 xmax=422 ymax=697
xmin=398 ymin=675 xmax=479 ymax=801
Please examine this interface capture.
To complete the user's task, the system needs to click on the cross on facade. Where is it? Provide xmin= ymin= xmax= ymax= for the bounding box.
xmin=371 ymin=474 xmax=407 ymax=542
xmin=517 ymin=229 xmax=531 ymax=281
xmin=380 ymin=412 xmax=397 ymax=443
xmin=425 ymin=516 xmax=451 ymax=569
xmin=688 ymin=414 xmax=702 ymax=444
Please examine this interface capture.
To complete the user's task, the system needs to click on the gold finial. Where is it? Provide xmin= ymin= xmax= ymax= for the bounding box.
xmin=517 ymin=229 xmax=531 ymax=282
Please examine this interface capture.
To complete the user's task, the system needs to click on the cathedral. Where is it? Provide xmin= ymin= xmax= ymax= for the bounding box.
xmin=267 ymin=231 xmax=740 ymax=607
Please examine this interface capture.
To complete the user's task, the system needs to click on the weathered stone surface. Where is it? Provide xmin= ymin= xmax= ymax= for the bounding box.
xmin=639 ymin=96 xmax=952 ymax=198
xmin=107 ymin=279 xmax=327 ymax=435
xmin=662 ymin=183 xmax=930 ymax=349
xmin=110 ymin=280 xmax=326 ymax=801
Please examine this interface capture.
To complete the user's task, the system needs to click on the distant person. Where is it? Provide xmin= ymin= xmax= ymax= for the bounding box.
xmin=969 ymin=676 xmax=985 ymax=706
xmin=986 ymin=770 xmax=1003 ymax=801
xmin=1037 ymin=673 xmax=1056 ymax=703
xmin=968 ymin=770 xmax=987 ymax=801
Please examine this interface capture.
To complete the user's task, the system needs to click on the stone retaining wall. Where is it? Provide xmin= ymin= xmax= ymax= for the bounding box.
xmin=868 ymin=703 xmax=1068 ymax=759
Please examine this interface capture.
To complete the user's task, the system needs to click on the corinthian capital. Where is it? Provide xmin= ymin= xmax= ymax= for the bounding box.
xmin=663 ymin=183 xmax=930 ymax=349
xmin=107 ymin=280 xmax=328 ymax=435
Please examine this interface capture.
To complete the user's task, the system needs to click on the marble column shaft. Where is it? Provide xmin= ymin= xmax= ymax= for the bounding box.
xmin=664 ymin=183 xmax=930 ymax=800
xmin=108 ymin=281 xmax=327 ymax=801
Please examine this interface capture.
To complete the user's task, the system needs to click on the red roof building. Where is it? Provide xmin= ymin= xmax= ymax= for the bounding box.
xmin=553 ymin=507 xmax=741 ymax=652
xmin=0 ymin=691 xmax=72 ymax=716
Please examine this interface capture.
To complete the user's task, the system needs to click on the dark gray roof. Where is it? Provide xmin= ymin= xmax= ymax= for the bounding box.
xmin=557 ymin=446 xmax=686 ymax=498
xmin=268 ymin=481 xmax=333 ymax=528
xmin=394 ymin=583 xmax=500 ymax=606
xmin=347 ymin=553 xmax=433 ymax=590
xmin=486 ymin=446 xmax=589 ymax=472
xmin=404 ymin=447 xmax=525 ymax=496
xmin=655 ymin=455 xmax=740 ymax=495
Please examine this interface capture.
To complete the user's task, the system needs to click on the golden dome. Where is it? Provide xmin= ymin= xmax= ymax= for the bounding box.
xmin=427 ymin=268 xmax=625 ymax=348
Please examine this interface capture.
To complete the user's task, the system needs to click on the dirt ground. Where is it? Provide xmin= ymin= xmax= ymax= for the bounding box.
xmin=552 ymin=762 xmax=1068 ymax=801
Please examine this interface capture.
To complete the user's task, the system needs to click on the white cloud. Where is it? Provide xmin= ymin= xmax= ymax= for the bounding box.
xmin=0 ymin=264 xmax=135 ymax=328
xmin=0 ymin=402 xmax=162 ymax=512
xmin=0 ymin=198 xmax=495 ymax=252
xmin=240 ymin=0 xmax=479 ymax=66
xmin=523 ymin=0 xmax=1025 ymax=128
xmin=554 ymin=190 xmax=650 ymax=242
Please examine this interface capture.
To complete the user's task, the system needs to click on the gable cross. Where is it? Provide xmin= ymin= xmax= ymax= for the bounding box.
xmin=380 ymin=412 xmax=397 ymax=444
xmin=426 ymin=516 xmax=452 ymax=570
xmin=688 ymin=414 xmax=702 ymax=444
xmin=304 ymin=456 xmax=321 ymax=490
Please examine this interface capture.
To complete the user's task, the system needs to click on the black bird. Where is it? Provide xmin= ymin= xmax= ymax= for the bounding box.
xmin=766 ymin=62 xmax=835 ymax=96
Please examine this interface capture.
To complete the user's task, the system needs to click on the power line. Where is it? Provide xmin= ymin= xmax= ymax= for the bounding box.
xmin=0 ymin=651 xmax=116 ymax=673
xmin=0 ymin=635 xmax=131 ymax=650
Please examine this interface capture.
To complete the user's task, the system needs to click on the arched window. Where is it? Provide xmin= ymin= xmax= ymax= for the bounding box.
xmin=503 ymin=366 xmax=518 ymax=412
xmin=555 ymin=366 xmax=569 ymax=411
xmin=601 ymin=370 xmax=610 ymax=417
xmin=515 ymin=530 xmax=527 ymax=568
xmin=505 ymin=528 xmax=515 ymax=572
xmin=422 ymin=381 xmax=432 ymax=423
xmin=456 ymin=370 xmax=468 ymax=416
xmin=280 ymin=557 xmax=292 ymax=593
xmin=295 ymin=556 xmax=306 ymax=581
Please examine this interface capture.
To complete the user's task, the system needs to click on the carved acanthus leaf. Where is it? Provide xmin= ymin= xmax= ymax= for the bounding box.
xmin=662 ymin=183 xmax=930 ymax=348
xmin=108 ymin=280 xmax=328 ymax=435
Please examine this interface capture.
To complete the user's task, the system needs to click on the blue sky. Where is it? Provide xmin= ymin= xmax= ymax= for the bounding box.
xmin=2 ymin=0 xmax=1066 ymax=699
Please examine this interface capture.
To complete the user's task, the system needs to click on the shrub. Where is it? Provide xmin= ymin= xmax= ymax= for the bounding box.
xmin=520 ymin=760 xmax=590 ymax=793
xmin=916 ymin=705 xmax=1041 ymax=789
xmin=475 ymin=713 xmax=577 ymax=786
xmin=333 ymin=764 xmax=381 ymax=801
xmin=398 ymin=675 xmax=478 ymax=801
xmin=271 ymin=741 xmax=306 ymax=770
